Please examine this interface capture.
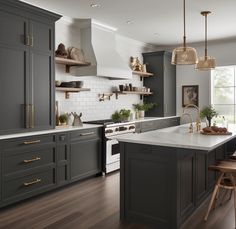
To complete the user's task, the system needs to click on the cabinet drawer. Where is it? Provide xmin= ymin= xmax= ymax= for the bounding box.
xmin=70 ymin=128 xmax=100 ymax=141
xmin=2 ymin=168 xmax=56 ymax=200
xmin=3 ymin=135 xmax=56 ymax=149
xmin=3 ymin=147 xmax=56 ymax=175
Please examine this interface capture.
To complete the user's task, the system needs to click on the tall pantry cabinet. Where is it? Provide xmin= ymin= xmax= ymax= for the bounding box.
xmin=0 ymin=0 xmax=61 ymax=135
xmin=143 ymin=51 xmax=176 ymax=117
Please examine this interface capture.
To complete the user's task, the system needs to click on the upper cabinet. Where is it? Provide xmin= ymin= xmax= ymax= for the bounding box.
xmin=0 ymin=0 xmax=61 ymax=135
xmin=143 ymin=51 xmax=176 ymax=117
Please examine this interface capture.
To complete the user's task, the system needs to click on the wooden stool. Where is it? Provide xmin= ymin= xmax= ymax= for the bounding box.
xmin=204 ymin=160 xmax=236 ymax=226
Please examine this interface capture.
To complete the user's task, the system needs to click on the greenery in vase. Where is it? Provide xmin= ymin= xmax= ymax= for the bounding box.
xmin=112 ymin=109 xmax=131 ymax=122
xmin=59 ymin=114 xmax=68 ymax=124
xmin=200 ymin=105 xmax=218 ymax=127
xmin=133 ymin=103 xmax=157 ymax=111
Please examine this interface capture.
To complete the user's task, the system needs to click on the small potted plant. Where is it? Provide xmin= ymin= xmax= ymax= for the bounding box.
xmin=59 ymin=114 xmax=68 ymax=126
xmin=112 ymin=109 xmax=131 ymax=122
xmin=200 ymin=105 xmax=218 ymax=127
xmin=133 ymin=103 xmax=156 ymax=118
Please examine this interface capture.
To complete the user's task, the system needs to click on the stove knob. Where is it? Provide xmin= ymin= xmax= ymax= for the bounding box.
xmin=115 ymin=128 xmax=119 ymax=132
xmin=105 ymin=129 xmax=113 ymax=134
xmin=119 ymin=126 xmax=127 ymax=131
xmin=129 ymin=126 xmax=135 ymax=130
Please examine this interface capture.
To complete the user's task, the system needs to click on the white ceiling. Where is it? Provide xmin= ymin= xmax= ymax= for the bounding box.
xmin=22 ymin=0 xmax=236 ymax=46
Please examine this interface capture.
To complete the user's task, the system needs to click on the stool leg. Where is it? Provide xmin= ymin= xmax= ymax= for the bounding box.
xmin=229 ymin=174 xmax=236 ymax=228
xmin=204 ymin=172 xmax=224 ymax=221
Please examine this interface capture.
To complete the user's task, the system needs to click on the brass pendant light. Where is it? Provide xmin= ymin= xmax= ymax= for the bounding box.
xmin=195 ymin=11 xmax=216 ymax=70
xmin=171 ymin=0 xmax=198 ymax=65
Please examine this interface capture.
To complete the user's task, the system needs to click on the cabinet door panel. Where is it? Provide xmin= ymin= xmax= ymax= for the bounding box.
xmin=30 ymin=52 xmax=53 ymax=129
xmin=0 ymin=10 xmax=27 ymax=47
xmin=30 ymin=20 xmax=52 ymax=52
xmin=0 ymin=46 xmax=28 ymax=133
xmin=70 ymin=139 xmax=101 ymax=181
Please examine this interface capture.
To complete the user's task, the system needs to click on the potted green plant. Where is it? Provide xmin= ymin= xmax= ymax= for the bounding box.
xmin=133 ymin=103 xmax=156 ymax=118
xmin=112 ymin=109 xmax=131 ymax=122
xmin=200 ymin=105 xmax=218 ymax=127
xmin=59 ymin=114 xmax=68 ymax=126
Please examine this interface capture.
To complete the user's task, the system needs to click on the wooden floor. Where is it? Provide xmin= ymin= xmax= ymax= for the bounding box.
xmin=0 ymin=172 xmax=234 ymax=229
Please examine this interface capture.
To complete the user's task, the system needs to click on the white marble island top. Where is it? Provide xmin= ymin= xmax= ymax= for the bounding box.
xmin=115 ymin=124 xmax=236 ymax=151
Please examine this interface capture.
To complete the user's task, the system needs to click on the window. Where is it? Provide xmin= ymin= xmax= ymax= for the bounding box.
xmin=211 ymin=66 xmax=236 ymax=124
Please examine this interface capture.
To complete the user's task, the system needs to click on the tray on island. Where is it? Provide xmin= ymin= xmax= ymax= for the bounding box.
xmin=200 ymin=131 xmax=232 ymax=136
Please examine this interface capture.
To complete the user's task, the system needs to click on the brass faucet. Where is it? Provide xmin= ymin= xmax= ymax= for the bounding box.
xmin=180 ymin=113 xmax=194 ymax=133
xmin=183 ymin=104 xmax=201 ymax=131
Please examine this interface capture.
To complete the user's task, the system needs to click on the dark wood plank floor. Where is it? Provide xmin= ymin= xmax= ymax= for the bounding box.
xmin=0 ymin=172 xmax=234 ymax=229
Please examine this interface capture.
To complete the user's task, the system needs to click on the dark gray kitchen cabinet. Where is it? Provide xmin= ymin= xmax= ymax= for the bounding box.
xmin=0 ymin=0 xmax=61 ymax=135
xmin=120 ymin=143 xmax=227 ymax=228
xmin=70 ymin=128 xmax=102 ymax=182
xmin=56 ymin=133 xmax=70 ymax=186
xmin=1 ymin=134 xmax=57 ymax=207
xmin=143 ymin=51 xmax=176 ymax=117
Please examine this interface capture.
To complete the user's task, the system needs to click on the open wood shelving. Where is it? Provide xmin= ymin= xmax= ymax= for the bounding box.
xmin=132 ymin=71 xmax=154 ymax=81
xmin=113 ymin=91 xmax=153 ymax=100
xmin=55 ymin=57 xmax=91 ymax=73
xmin=56 ymin=87 xmax=91 ymax=99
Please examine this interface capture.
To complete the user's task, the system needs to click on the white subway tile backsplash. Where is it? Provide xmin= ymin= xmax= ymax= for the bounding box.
xmin=55 ymin=19 xmax=156 ymax=121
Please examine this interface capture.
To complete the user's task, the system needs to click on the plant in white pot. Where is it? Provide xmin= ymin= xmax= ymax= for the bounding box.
xmin=133 ymin=103 xmax=156 ymax=119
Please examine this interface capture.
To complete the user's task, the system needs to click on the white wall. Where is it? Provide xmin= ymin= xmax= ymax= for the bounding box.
xmin=175 ymin=39 xmax=236 ymax=115
xmin=55 ymin=18 xmax=156 ymax=121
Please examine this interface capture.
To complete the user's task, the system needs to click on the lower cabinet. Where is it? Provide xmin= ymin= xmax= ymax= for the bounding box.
xmin=70 ymin=128 xmax=102 ymax=182
xmin=121 ymin=142 xmax=226 ymax=228
xmin=0 ymin=127 xmax=102 ymax=208
xmin=1 ymin=134 xmax=57 ymax=207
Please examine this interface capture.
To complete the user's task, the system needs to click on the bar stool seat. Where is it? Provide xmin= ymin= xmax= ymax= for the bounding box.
xmin=205 ymin=160 xmax=236 ymax=227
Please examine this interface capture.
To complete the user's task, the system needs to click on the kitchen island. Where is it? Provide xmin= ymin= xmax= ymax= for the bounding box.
xmin=116 ymin=125 xmax=236 ymax=229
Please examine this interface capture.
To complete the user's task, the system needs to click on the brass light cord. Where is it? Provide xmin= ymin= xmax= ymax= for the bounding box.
xmin=205 ymin=12 xmax=208 ymax=60
xmin=183 ymin=0 xmax=186 ymax=48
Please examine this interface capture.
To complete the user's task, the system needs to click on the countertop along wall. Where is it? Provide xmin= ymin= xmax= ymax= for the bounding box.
xmin=55 ymin=18 xmax=157 ymax=121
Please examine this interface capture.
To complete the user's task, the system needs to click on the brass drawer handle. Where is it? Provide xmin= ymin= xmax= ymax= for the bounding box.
xmin=24 ymin=178 xmax=41 ymax=187
xmin=23 ymin=140 xmax=41 ymax=145
xmin=23 ymin=157 xmax=41 ymax=163
xmin=80 ymin=132 xmax=95 ymax=136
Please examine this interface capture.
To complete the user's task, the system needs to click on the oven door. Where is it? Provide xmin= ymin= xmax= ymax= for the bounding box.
xmin=106 ymin=139 xmax=120 ymax=165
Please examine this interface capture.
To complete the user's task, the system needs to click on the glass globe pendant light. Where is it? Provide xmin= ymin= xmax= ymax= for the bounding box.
xmin=195 ymin=11 xmax=216 ymax=70
xmin=171 ymin=0 xmax=198 ymax=65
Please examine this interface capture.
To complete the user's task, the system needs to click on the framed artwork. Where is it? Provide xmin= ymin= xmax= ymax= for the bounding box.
xmin=182 ymin=85 xmax=199 ymax=107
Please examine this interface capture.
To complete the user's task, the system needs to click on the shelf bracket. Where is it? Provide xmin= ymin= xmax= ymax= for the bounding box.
xmin=65 ymin=65 xmax=70 ymax=73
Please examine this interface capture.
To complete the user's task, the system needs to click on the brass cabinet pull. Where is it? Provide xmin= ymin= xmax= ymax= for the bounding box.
xmin=23 ymin=157 xmax=41 ymax=163
xmin=30 ymin=35 xmax=34 ymax=47
xmin=24 ymin=178 xmax=41 ymax=187
xmin=29 ymin=104 xmax=35 ymax=128
xmin=80 ymin=132 xmax=95 ymax=136
xmin=25 ymin=35 xmax=30 ymax=46
xmin=23 ymin=140 xmax=41 ymax=145
xmin=25 ymin=104 xmax=30 ymax=128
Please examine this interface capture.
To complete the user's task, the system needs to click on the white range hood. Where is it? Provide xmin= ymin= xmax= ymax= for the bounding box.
xmin=75 ymin=19 xmax=132 ymax=80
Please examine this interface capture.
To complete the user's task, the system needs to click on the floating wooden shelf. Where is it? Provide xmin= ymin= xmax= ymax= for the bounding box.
xmin=132 ymin=71 xmax=154 ymax=81
xmin=55 ymin=57 xmax=91 ymax=73
xmin=113 ymin=91 xmax=153 ymax=100
xmin=56 ymin=87 xmax=91 ymax=99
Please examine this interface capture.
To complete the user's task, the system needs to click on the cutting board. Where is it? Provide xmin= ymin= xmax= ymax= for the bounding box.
xmin=200 ymin=131 xmax=232 ymax=135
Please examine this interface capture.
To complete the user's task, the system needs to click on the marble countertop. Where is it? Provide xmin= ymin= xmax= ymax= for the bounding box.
xmin=132 ymin=116 xmax=179 ymax=123
xmin=0 ymin=124 xmax=102 ymax=140
xmin=114 ymin=124 xmax=236 ymax=151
